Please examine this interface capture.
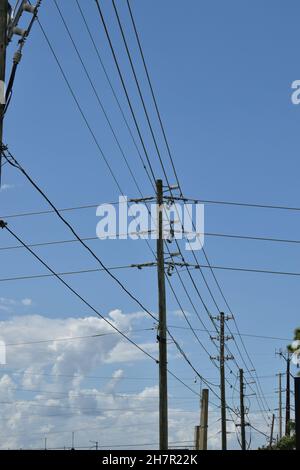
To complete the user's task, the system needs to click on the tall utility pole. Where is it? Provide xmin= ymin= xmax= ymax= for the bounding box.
xmin=295 ymin=376 xmax=300 ymax=451
xmin=156 ymin=179 xmax=168 ymax=450
xmin=276 ymin=350 xmax=292 ymax=436
xmin=220 ymin=312 xmax=227 ymax=451
xmin=277 ymin=373 xmax=283 ymax=440
xmin=0 ymin=0 xmax=8 ymax=173
xmin=239 ymin=369 xmax=246 ymax=451
xmin=211 ymin=313 xmax=233 ymax=451
xmin=198 ymin=388 xmax=209 ymax=450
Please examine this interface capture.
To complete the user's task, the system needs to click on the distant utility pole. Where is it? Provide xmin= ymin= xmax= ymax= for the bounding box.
xmin=276 ymin=350 xmax=292 ymax=436
xmin=295 ymin=376 xmax=300 ymax=451
xmin=211 ymin=313 xmax=233 ymax=451
xmin=90 ymin=440 xmax=99 ymax=450
xmin=220 ymin=312 xmax=227 ymax=451
xmin=0 ymin=0 xmax=9 ymax=167
xmin=277 ymin=372 xmax=283 ymax=440
xmin=239 ymin=369 xmax=246 ymax=451
xmin=195 ymin=388 xmax=209 ymax=450
xmin=156 ymin=179 xmax=168 ymax=450
xmin=286 ymin=354 xmax=291 ymax=436
xmin=269 ymin=414 xmax=275 ymax=449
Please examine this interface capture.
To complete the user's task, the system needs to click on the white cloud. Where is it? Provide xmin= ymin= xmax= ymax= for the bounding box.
xmin=172 ymin=309 xmax=191 ymax=319
xmin=0 ymin=297 xmax=33 ymax=313
xmin=0 ymin=312 xmax=269 ymax=450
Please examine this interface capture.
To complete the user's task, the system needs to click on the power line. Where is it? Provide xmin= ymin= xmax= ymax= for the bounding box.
xmin=36 ymin=17 xmax=123 ymax=194
xmin=2 ymin=149 xmax=158 ymax=322
xmin=103 ymin=1 xmax=230 ymax=378
xmin=2 ymin=153 xmax=226 ymax=412
xmin=4 ymin=259 xmax=300 ymax=285
xmin=3 ymin=327 xmax=154 ymax=347
xmin=93 ymin=0 xmax=156 ymax=185
xmin=126 ymin=0 xmax=182 ymax=193
xmin=52 ymin=0 xmax=147 ymax=199
xmin=74 ymin=0 xmax=154 ymax=188
xmin=1 ymin=158 xmax=220 ymax=404
xmin=1 ymin=225 xmax=208 ymax=401
xmin=168 ymin=325 xmax=291 ymax=342
xmin=0 ymin=265 xmax=145 ymax=283
xmin=2 ymin=223 xmax=158 ymax=362
xmin=169 ymin=196 xmax=300 ymax=212
xmin=0 ymin=199 xmax=140 ymax=220
xmin=116 ymin=2 xmax=272 ymax=425
xmin=186 ymin=263 xmax=300 ymax=277
xmin=6 ymin=0 xmax=270 ymax=436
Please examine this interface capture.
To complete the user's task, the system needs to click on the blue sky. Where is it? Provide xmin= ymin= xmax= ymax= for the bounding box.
xmin=0 ymin=0 xmax=299 ymax=449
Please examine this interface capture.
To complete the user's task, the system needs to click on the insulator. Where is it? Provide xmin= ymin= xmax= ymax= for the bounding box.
xmin=23 ymin=3 xmax=36 ymax=14
xmin=12 ymin=26 xmax=26 ymax=37
xmin=13 ymin=50 xmax=22 ymax=64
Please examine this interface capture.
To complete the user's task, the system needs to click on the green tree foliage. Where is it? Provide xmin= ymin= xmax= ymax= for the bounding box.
xmin=288 ymin=328 xmax=300 ymax=372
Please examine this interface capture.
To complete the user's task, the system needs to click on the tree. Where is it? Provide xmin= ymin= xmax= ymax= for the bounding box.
xmin=288 ymin=328 xmax=300 ymax=371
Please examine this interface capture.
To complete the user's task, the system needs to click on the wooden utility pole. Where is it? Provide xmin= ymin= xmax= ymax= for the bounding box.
xmin=277 ymin=373 xmax=283 ymax=439
xmin=276 ymin=350 xmax=292 ymax=436
xmin=220 ymin=312 xmax=227 ymax=451
xmin=286 ymin=354 xmax=291 ymax=436
xmin=269 ymin=414 xmax=275 ymax=449
xmin=156 ymin=179 xmax=168 ymax=450
xmin=295 ymin=376 xmax=300 ymax=451
xmin=194 ymin=426 xmax=200 ymax=450
xmin=211 ymin=313 xmax=233 ymax=450
xmin=0 ymin=0 xmax=8 ymax=177
xmin=199 ymin=388 xmax=209 ymax=450
xmin=239 ymin=369 xmax=246 ymax=451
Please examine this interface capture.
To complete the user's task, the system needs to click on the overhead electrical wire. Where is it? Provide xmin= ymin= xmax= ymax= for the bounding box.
xmin=52 ymin=0 xmax=148 ymax=198
xmin=74 ymin=0 xmax=154 ymax=187
xmin=111 ymin=0 xmax=272 ymax=425
xmin=1 ymin=7 xmax=225 ymax=404
xmin=2 ymin=145 xmax=223 ymax=405
xmin=1 ymin=149 xmax=158 ymax=322
xmin=32 ymin=6 xmax=230 ymax=400
xmin=3 ymin=0 xmax=276 ymax=440
xmin=2 ymin=224 xmax=158 ymax=361
xmin=125 ymin=2 xmax=273 ymax=421
xmin=172 ymin=196 xmax=300 ymax=212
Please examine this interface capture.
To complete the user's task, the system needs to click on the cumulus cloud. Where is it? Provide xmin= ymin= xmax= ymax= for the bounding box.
xmin=0 ymin=311 xmax=163 ymax=449
xmin=0 ymin=312 xmax=268 ymax=450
